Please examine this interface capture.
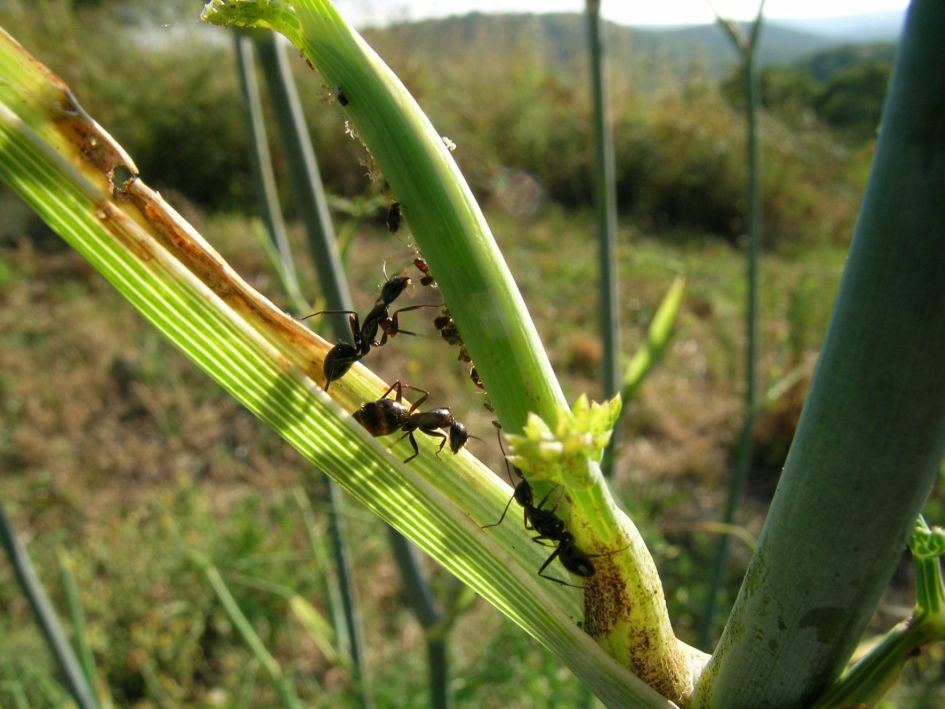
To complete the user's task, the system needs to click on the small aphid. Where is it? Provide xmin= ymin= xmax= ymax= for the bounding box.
xmin=336 ymin=87 xmax=349 ymax=106
xmin=413 ymin=257 xmax=437 ymax=287
xmin=386 ymin=201 xmax=402 ymax=233
xmin=469 ymin=366 xmax=484 ymax=390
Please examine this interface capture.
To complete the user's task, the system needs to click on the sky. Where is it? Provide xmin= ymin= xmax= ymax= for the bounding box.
xmin=334 ymin=0 xmax=910 ymax=28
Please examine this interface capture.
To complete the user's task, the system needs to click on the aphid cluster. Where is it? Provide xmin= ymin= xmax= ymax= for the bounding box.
xmin=414 ymin=256 xmax=484 ymax=392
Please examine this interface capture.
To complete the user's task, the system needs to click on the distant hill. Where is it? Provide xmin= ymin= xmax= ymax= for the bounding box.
xmin=778 ymin=10 xmax=905 ymax=41
xmin=364 ymin=12 xmax=900 ymax=88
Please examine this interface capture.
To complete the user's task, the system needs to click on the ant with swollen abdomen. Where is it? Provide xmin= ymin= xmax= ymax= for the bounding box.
xmin=353 ymin=380 xmax=473 ymax=463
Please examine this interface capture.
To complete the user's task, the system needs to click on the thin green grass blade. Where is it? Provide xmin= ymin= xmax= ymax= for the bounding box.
xmin=0 ymin=504 xmax=98 ymax=709
xmin=699 ymin=0 xmax=765 ymax=651
xmin=620 ymin=275 xmax=686 ymax=404
xmin=289 ymin=595 xmax=343 ymax=667
xmin=585 ymin=0 xmax=621 ymax=477
xmin=57 ymin=549 xmax=106 ymax=704
xmin=0 ymin=24 xmax=673 ymax=707
xmin=201 ymin=561 xmax=303 ymax=708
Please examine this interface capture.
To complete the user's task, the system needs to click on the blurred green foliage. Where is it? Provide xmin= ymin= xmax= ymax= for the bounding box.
xmin=722 ymin=43 xmax=894 ymax=142
xmin=2 ymin=0 xmax=879 ymax=247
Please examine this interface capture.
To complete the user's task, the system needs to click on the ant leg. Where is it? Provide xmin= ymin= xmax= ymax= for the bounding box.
xmin=401 ymin=432 xmax=420 ymax=463
xmin=382 ymin=303 xmax=441 ymax=342
xmin=533 ymin=486 xmax=563 ymax=515
xmin=391 ymin=303 xmax=443 ymax=316
xmin=296 ymin=308 xmax=357 ymax=322
xmin=421 ymin=430 xmax=448 ymax=456
xmin=537 ymin=546 xmax=583 ymax=588
xmin=380 ymin=380 xmax=403 ymax=402
xmin=399 ymin=384 xmax=428 ymax=412
xmin=482 ymin=429 xmax=521 ymax=530
xmin=481 ymin=494 xmax=515 ymax=530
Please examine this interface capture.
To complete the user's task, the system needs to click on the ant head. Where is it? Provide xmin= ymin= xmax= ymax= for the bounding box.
xmin=448 ymin=421 xmax=470 ymax=454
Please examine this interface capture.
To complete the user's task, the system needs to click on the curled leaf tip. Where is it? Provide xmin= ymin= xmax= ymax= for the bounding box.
xmin=200 ymin=0 xmax=302 ymax=34
xmin=910 ymin=516 xmax=945 ymax=560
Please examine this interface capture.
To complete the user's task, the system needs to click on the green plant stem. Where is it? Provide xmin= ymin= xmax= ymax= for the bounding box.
xmin=0 ymin=503 xmax=98 ymax=709
xmin=694 ymin=2 xmax=945 ymax=705
xmin=814 ymin=518 xmax=945 ymax=708
xmin=233 ymin=31 xmax=303 ymax=305
xmin=698 ymin=3 xmax=764 ymax=652
xmin=585 ymin=0 xmax=620 ymax=477
xmin=252 ymin=32 xmax=351 ymax=330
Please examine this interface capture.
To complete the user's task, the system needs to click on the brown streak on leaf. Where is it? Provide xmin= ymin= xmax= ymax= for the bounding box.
xmin=92 ymin=194 xmax=154 ymax=263
xmin=117 ymin=178 xmax=332 ymax=388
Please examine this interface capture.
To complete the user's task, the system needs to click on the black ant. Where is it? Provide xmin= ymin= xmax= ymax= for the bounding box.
xmin=387 ymin=201 xmax=401 ymax=233
xmin=299 ymin=273 xmax=436 ymax=390
xmin=353 ymin=381 xmax=472 ymax=463
xmin=482 ymin=428 xmax=620 ymax=587
xmin=538 ymin=532 xmax=597 ymax=586
xmin=482 ymin=428 xmax=565 ymax=541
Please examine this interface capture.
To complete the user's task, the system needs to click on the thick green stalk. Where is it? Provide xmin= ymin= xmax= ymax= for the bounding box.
xmin=694 ymin=2 xmax=945 ymax=705
xmin=247 ymin=33 xmax=372 ymax=705
xmin=0 ymin=504 xmax=98 ymax=709
xmin=585 ymin=0 xmax=620 ymax=477
xmin=698 ymin=2 xmax=764 ymax=650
